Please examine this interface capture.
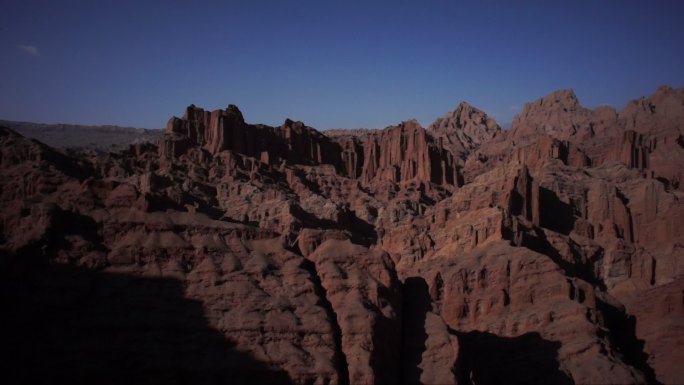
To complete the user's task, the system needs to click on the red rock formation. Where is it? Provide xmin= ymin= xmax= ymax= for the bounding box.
xmin=429 ymin=101 xmax=501 ymax=159
xmin=2 ymin=85 xmax=683 ymax=384
xmin=161 ymin=104 xmax=343 ymax=170
xmin=161 ymin=105 xmax=460 ymax=193
xmin=507 ymin=86 xmax=684 ymax=188
xmin=358 ymin=120 xmax=459 ymax=188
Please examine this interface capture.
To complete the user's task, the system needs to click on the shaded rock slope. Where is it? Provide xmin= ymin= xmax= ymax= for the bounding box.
xmin=1 ymin=86 xmax=683 ymax=384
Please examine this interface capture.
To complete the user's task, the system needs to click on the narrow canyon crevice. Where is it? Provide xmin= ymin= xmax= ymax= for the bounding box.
xmin=400 ymin=277 xmax=432 ymax=384
xmin=299 ymin=259 xmax=350 ymax=385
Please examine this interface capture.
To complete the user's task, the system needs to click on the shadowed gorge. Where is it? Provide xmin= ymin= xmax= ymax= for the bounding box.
xmin=0 ymin=262 xmax=294 ymax=384
xmin=401 ymin=277 xmax=432 ymax=384
xmin=453 ymin=331 xmax=572 ymax=385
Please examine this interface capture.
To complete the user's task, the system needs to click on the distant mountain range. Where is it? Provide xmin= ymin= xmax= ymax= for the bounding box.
xmin=0 ymin=120 xmax=163 ymax=152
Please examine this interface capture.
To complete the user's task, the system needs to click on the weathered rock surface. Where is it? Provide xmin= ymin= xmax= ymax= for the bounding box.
xmin=1 ymin=85 xmax=683 ymax=384
xmin=429 ymin=101 xmax=501 ymax=160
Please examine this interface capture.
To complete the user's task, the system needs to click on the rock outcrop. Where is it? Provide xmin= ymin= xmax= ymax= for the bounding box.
xmin=2 ymin=85 xmax=683 ymax=384
xmin=357 ymin=120 xmax=459 ymax=188
xmin=161 ymin=104 xmax=341 ymax=168
xmin=429 ymin=101 xmax=501 ymax=159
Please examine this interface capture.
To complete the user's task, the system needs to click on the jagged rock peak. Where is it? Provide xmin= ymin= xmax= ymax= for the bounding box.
xmin=641 ymin=84 xmax=684 ymax=99
xmin=400 ymin=119 xmax=422 ymax=129
xmin=509 ymin=89 xmax=591 ymax=139
xmin=282 ymin=118 xmax=309 ymax=130
xmin=619 ymin=84 xmax=684 ymax=137
xmin=428 ymin=101 xmax=500 ymax=157
xmin=512 ymin=89 xmax=582 ymax=124
xmin=225 ymin=104 xmax=245 ymax=121
xmin=183 ymin=103 xmax=245 ymax=124
xmin=430 ymin=101 xmax=499 ymax=134
xmin=535 ymin=89 xmax=580 ymax=110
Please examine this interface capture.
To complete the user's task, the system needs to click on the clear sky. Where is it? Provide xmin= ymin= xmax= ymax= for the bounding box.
xmin=1 ymin=0 xmax=683 ymax=129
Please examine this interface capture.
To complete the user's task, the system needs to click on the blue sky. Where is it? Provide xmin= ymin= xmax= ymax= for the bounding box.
xmin=1 ymin=0 xmax=683 ymax=129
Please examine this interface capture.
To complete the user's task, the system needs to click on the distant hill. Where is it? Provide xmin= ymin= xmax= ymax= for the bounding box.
xmin=0 ymin=120 xmax=163 ymax=152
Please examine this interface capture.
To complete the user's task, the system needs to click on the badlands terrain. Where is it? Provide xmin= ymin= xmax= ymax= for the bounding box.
xmin=1 ymin=86 xmax=683 ymax=384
